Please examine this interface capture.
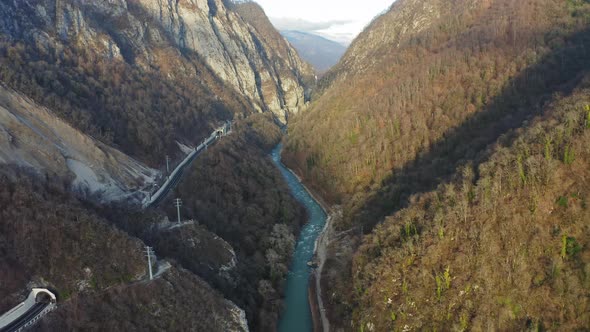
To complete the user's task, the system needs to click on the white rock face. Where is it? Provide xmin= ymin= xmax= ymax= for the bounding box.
xmin=133 ymin=0 xmax=310 ymax=122
xmin=225 ymin=301 xmax=250 ymax=332
xmin=0 ymin=83 xmax=158 ymax=202
xmin=0 ymin=0 xmax=312 ymax=123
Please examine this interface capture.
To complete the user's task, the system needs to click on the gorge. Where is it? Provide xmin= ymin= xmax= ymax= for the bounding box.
xmin=271 ymin=143 xmax=327 ymax=332
xmin=0 ymin=0 xmax=589 ymax=331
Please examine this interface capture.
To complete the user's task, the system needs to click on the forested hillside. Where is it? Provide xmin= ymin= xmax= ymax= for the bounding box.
xmin=0 ymin=36 xmax=241 ymax=165
xmin=353 ymin=81 xmax=590 ymax=331
xmin=164 ymin=114 xmax=307 ymax=330
xmin=0 ymin=0 xmax=312 ymax=165
xmin=0 ymin=166 xmax=249 ymax=330
xmin=285 ymin=0 xmax=590 ymax=227
xmin=0 ymin=1 xmax=311 ymax=330
xmin=0 ymin=166 xmax=145 ymax=312
xmin=39 ymin=267 xmax=249 ymax=331
xmin=283 ymin=0 xmax=590 ymax=329
xmin=0 ymin=114 xmax=306 ymax=331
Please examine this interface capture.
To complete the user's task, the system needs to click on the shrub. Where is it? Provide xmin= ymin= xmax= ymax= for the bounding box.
xmin=563 ymin=145 xmax=575 ymax=165
xmin=561 ymin=235 xmax=582 ymax=259
xmin=556 ymin=196 xmax=569 ymax=208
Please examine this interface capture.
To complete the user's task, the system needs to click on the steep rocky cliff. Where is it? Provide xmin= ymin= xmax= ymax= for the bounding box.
xmin=0 ymin=1 xmax=312 ymax=330
xmin=0 ymin=0 xmax=312 ymax=164
xmin=133 ymin=0 xmax=312 ymax=121
xmin=231 ymin=1 xmax=315 ymax=116
xmin=0 ymin=0 xmax=311 ymax=121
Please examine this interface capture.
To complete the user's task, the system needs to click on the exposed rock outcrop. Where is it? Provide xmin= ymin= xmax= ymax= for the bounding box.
xmin=0 ymin=83 xmax=157 ymax=201
xmin=0 ymin=0 xmax=312 ymax=123
xmin=150 ymin=220 xmax=239 ymax=288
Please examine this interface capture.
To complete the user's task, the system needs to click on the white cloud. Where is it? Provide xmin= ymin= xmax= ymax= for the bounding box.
xmin=270 ymin=17 xmax=353 ymax=32
xmin=270 ymin=17 xmax=355 ymax=44
xmin=254 ymin=0 xmax=393 ymax=43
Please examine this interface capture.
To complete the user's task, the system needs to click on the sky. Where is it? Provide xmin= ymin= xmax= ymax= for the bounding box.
xmin=253 ymin=0 xmax=394 ymax=45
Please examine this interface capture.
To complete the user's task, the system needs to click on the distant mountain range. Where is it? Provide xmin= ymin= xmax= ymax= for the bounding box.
xmin=281 ymin=30 xmax=347 ymax=73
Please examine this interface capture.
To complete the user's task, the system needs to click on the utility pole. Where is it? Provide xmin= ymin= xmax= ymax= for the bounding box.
xmin=145 ymin=246 xmax=154 ymax=280
xmin=174 ymin=198 xmax=182 ymax=223
xmin=165 ymin=155 xmax=170 ymax=175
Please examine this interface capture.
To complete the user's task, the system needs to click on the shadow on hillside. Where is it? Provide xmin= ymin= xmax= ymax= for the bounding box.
xmin=353 ymin=25 xmax=590 ymax=232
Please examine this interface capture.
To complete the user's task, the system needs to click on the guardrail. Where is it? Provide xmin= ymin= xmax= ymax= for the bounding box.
xmin=0 ymin=288 xmax=57 ymax=332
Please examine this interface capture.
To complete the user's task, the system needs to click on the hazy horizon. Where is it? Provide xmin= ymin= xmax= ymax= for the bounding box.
xmin=254 ymin=0 xmax=393 ymax=44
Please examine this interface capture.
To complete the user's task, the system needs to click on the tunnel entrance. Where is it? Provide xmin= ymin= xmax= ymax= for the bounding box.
xmin=35 ymin=292 xmax=53 ymax=304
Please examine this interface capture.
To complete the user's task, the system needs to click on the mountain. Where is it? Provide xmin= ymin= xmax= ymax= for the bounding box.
xmin=281 ymin=30 xmax=346 ymax=73
xmin=284 ymin=0 xmax=590 ymax=329
xmin=165 ymin=114 xmax=307 ymax=330
xmin=3 ymin=0 xmax=588 ymax=330
xmin=0 ymin=113 xmax=304 ymax=331
xmin=0 ymin=166 xmax=249 ymax=331
xmin=0 ymin=0 xmax=313 ymax=165
xmin=0 ymin=0 xmax=312 ymax=330
xmin=352 ymin=80 xmax=590 ymax=331
xmin=0 ymin=82 xmax=156 ymax=201
xmin=40 ymin=267 xmax=250 ymax=331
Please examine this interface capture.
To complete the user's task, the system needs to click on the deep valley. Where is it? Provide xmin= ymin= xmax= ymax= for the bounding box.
xmin=0 ymin=0 xmax=589 ymax=331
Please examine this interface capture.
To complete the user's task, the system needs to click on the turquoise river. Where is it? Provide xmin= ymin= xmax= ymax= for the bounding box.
xmin=271 ymin=143 xmax=327 ymax=332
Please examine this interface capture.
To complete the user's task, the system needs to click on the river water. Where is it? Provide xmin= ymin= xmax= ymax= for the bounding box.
xmin=271 ymin=143 xmax=327 ymax=332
